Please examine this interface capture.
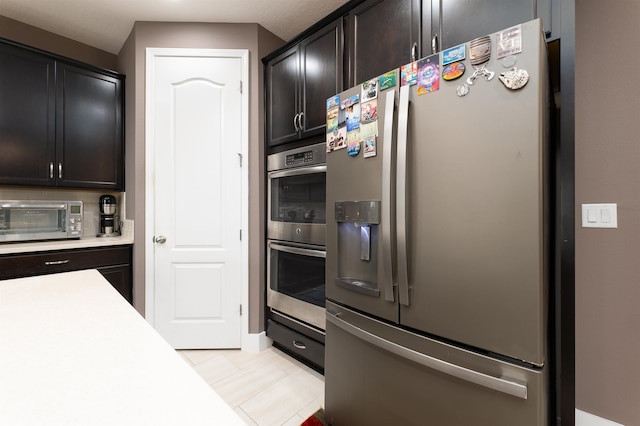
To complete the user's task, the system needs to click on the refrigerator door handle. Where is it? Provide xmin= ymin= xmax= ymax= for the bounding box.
xmin=326 ymin=310 xmax=528 ymax=400
xmin=381 ymin=89 xmax=396 ymax=302
xmin=396 ymin=84 xmax=410 ymax=306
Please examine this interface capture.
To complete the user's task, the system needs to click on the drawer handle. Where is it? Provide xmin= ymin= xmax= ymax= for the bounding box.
xmin=292 ymin=340 xmax=306 ymax=350
xmin=44 ymin=260 xmax=70 ymax=266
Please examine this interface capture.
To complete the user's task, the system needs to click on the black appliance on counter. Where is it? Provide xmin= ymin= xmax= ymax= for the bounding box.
xmin=97 ymin=195 xmax=120 ymax=237
xmin=266 ymin=143 xmax=327 ymax=371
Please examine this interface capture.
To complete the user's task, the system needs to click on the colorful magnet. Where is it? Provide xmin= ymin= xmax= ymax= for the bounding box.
xmin=361 ymin=100 xmax=378 ymax=123
xmin=360 ymin=121 xmax=378 ymax=139
xmin=498 ymin=67 xmax=530 ymax=90
xmin=442 ymin=62 xmax=466 ymax=81
xmin=327 ymin=95 xmax=339 ymax=110
xmin=332 ymin=125 xmax=347 ymax=151
xmin=379 ymin=71 xmax=397 ymax=91
xmin=401 ymin=62 xmax=417 ymax=86
xmin=345 ymin=102 xmax=361 ymax=132
xmin=456 ymin=83 xmax=470 ymax=97
xmin=417 ymin=54 xmax=440 ymax=95
xmin=327 ymin=106 xmax=339 ymax=132
xmin=347 ymin=129 xmax=361 ymax=157
xmin=496 ymin=24 xmax=523 ymax=59
xmin=361 ymin=79 xmax=378 ymax=102
xmin=341 ymin=94 xmax=359 ymax=110
xmin=442 ymin=44 xmax=466 ymax=66
xmin=469 ymin=36 xmax=491 ymax=66
xmin=363 ymin=136 xmax=377 ymax=158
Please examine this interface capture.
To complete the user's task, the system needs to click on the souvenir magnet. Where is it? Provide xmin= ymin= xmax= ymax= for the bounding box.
xmin=379 ymin=71 xmax=397 ymax=91
xmin=502 ymin=55 xmax=517 ymax=68
xmin=442 ymin=62 xmax=465 ymax=81
xmin=333 ymin=125 xmax=347 ymax=150
xmin=401 ymin=62 xmax=418 ymax=86
xmin=417 ymin=55 xmax=440 ymax=95
xmin=499 ymin=67 xmax=530 ymax=90
xmin=360 ymin=121 xmax=378 ymax=139
xmin=456 ymin=83 xmax=470 ymax=97
xmin=327 ymin=106 xmax=339 ymax=132
xmin=327 ymin=95 xmax=339 ymax=110
xmin=361 ymin=100 xmax=378 ymax=123
xmin=345 ymin=102 xmax=361 ymax=132
xmin=442 ymin=44 xmax=466 ymax=65
xmin=361 ymin=79 xmax=378 ymax=102
xmin=496 ymin=24 xmax=523 ymax=59
xmin=363 ymin=136 xmax=377 ymax=158
xmin=469 ymin=36 xmax=491 ymax=66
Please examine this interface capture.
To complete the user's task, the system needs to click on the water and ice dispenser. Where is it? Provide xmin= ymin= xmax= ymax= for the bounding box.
xmin=334 ymin=200 xmax=381 ymax=297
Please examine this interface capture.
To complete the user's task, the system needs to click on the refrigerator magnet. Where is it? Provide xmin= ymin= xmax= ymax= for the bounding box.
xmin=341 ymin=94 xmax=359 ymax=110
xmin=326 ymin=128 xmax=338 ymax=152
xmin=361 ymin=78 xmax=378 ymax=102
xmin=360 ymin=121 xmax=378 ymax=139
xmin=345 ymin=102 xmax=361 ymax=132
xmin=442 ymin=62 xmax=465 ymax=81
xmin=498 ymin=67 xmax=530 ymax=90
xmin=442 ymin=44 xmax=466 ymax=65
xmin=347 ymin=129 xmax=361 ymax=157
xmin=496 ymin=24 xmax=523 ymax=59
xmin=417 ymin=54 xmax=440 ymax=95
xmin=363 ymin=136 xmax=377 ymax=158
xmin=327 ymin=95 xmax=340 ymax=111
xmin=401 ymin=62 xmax=417 ymax=86
xmin=361 ymin=100 xmax=378 ymax=123
xmin=334 ymin=125 xmax=347 ymax=151
xmin=327 ymin=106 xmax=339 ymax=132
xmin=379 ymin=71 xmax=397 ymax=91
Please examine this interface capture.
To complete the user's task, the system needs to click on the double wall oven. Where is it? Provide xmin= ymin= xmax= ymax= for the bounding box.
xmin=267 ymin=143 xmax=326 ymax=369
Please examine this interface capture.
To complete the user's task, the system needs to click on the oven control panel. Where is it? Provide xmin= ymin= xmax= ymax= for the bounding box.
xmin=267 ymin=142 xmax=326 ymax=171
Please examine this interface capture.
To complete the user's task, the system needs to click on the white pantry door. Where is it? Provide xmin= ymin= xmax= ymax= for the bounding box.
xmin=147 ymin=49 xmax=246 ymax=349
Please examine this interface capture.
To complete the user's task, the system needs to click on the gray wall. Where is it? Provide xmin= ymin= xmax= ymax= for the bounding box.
xmin=116 ymin=21 xmax=284 ymax=333
xmin=575 ymin=1 xmax=640 ymax=424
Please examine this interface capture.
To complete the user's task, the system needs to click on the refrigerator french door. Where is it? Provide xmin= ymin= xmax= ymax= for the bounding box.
xmin=325 ymin=19 xmax=550 ymax=425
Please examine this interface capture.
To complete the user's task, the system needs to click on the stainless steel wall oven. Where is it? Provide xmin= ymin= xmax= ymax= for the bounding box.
xmin=266 ymin=143 xmax=327 ymax=370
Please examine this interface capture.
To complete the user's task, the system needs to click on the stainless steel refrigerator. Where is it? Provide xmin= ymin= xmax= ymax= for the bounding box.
xmin=325 ymin=19 xmax=550 ymax=425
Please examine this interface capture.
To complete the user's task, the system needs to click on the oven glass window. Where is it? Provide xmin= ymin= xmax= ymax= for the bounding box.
xmin=271 ymin=248 xmax=326 ymax=308
xmin=270 ymin=173 xmax=326 ymax=224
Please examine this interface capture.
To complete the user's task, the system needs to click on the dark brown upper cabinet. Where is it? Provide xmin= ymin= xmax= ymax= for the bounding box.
xmin=0 ymin=39 xmax=124 ymax=190
xmin=347 ymin=0 xmax=421 ymax=86
xmin=266 ymin=18 xmax=343 ymax=148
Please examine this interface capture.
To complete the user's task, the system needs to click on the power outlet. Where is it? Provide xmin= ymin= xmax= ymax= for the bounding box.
xmin=581 ymin=203 xmax=618 ymax=228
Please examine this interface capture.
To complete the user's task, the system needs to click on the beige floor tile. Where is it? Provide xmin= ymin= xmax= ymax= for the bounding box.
xmin=234 ymin=407 xmax=257 ymax=425
xmin=297 ymin=396 xmax=324 ymax=421
xmin=281 ymin=414 xmax=304 ymax=426
xmin=180 ymin=349 xmax=226 ymax=366
xmin=213 ymin=362 xmax=288 ymax=408
xmin=192 ymin=353 xmax=240 ymax=385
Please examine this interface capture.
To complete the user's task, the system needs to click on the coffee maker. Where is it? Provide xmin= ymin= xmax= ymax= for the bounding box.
xmin=97 ymin=195 xmax=120 ymax=237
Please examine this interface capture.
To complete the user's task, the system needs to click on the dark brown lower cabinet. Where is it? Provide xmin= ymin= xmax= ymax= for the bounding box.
xmin=0 ymin=245 xmax=133 ymax=304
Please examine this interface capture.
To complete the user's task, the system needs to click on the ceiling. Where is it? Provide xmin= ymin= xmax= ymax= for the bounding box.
xmin=0 ymin=0 xmax=350 ymax=54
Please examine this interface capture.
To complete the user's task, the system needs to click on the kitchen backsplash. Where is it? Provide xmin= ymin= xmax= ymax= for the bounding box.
xmin=0 ymin=188 xmax=126 ymax=238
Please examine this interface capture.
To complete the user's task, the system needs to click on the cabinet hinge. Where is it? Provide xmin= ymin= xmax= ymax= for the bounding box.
xmin=239 ymin=229 xmax=242 ymax=240
xmin=240 ymin=80 xmax=243 ymax=94
xmin=237 ymin=152 xmax=243 ymax=167
xmin=240 ymin=304 xmax=243 ymax=316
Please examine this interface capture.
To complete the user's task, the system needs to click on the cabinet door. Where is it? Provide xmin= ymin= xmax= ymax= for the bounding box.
xmin=56 ymin=63 xmax=124 ymax=190
xmin=266 ymin=46 xmax=300 ymax=147
xmin=432 ymin=0 xmax=537 ymax=52
xmin=299 ymin=18 xmax=343 ymax=139
xmin=348 ymin=0 xmax=420 ymax=85
xmin=98 ymin=264 xmax=132 ymax=304
xmin=0 ymin=43 xmax=56 ymax=186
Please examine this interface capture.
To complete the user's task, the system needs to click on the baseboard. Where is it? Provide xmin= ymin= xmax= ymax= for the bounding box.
xmin=242 ymin=331 xmax=273 ymax=353
xmin=576 ymin=409 xmax=624 ymax=426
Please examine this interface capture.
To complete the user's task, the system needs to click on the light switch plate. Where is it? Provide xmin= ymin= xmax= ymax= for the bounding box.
xmin=581 ymin=203 xmax=618 ymax=228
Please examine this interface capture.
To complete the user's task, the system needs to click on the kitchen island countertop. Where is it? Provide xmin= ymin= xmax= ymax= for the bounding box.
xmin=0 ymin=269 xmax=244 ymax=425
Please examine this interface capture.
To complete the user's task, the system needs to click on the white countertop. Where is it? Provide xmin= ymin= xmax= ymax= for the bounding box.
xmin=0 ymin=234 xmax=134 ymax=255
xmin=0 ymin=270 xmax=245 ymax=426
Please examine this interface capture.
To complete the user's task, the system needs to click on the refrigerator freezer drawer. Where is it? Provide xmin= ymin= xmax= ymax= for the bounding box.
xmin=325 ymin=301 xmax=547 ymax=426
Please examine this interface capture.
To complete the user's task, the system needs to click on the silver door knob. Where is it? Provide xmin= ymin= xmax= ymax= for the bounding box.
xmin=153 ymin=235 xmax=167 ymax=244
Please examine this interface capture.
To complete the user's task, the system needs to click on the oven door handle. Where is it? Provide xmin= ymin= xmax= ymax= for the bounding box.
xmin=269 ymin=242 xmax=326 ymax=258
xmin=268 ymin=165 xmax=326 ymax=179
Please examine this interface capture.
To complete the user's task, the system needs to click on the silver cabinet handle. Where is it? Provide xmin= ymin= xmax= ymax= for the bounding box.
xmin=411 ymin=42 xmax=418 ymax=62
xmin=293 ymin=113 xmax=300 ymax=132
xmin=298 ymin=112 xmax=304 ymax=131
xmin=45 ymin=260 xmax=70 ymax=266
xmin=326 ymin=310 xmax=528 ymax=400
xmin=153 ymin=235 xmax=167 ymax=244
xmin=432 ymin=33 xmax=439 ymax=54
xmin=396 ymin=85 xmax=410 ymax=306
xmin=49 ymin=162 xmax=54 ymax=179
xmin=381 ymin=89 xmax=396 ymax=302
xmin=292 ymin=340 xmax=306 ymax=350
xmin=58 ymin=163 xmax=62 ymax=179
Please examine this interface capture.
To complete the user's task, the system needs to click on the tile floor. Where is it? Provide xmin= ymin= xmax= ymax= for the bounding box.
xmin=178 ymin=347 xmax=324 ymax=426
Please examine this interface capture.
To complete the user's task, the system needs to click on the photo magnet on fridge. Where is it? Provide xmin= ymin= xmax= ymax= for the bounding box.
xmin=363 ymin=135 xmax=377 ymax=158
xmin=361 ymin=100 xmax=378 ymax=124
xmin=327 ymin=106 xmax=339 ymax=132
xmin=442 ymin=44 xmax=466 ymax=65
xmin=379 ymin=71 xmax=397 ymax=91
xmin=347 ymin=129 xmax=361 ymax=157
xmin=345 ymin=102 xmax=361 ymax=132
xmin=361 ymin=78 xmax=378 ymax=102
